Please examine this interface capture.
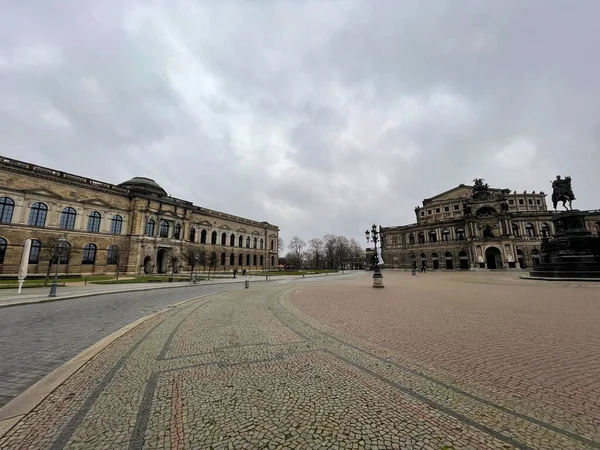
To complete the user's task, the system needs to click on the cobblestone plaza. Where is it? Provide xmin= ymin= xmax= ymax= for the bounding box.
xmin=0 ymin=272 xmax=598 ymax=449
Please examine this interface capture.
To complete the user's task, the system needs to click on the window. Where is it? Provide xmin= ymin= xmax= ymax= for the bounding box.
xmin=528 ymin=199 xmax=533 ymax=205
xmin=200 ymin=229 xmax=207 ymax=243
xmin=260 ymin=239 xmax=264 ymax=249
xmin=29 ymin=240 xmax=42 ymax=264
xmin=392 ymin=238 xmax=397 ymax=245
xmin=429 ymin=231 xmax=437 ymax=242
xmin=253 ymin=254 xmax=257 ymax=266
xmin=512 ymin=223 xmax=520 ymax=237
xmin=444 ymin=206 xmax=450 ymax=212
xmin=260 ymin=255 xmax=264 ymax=266
xmin=87 ymin=211 xmax=101 ymax=232
xmin=536 ymin=199 xmax=541 ymax=205
xmin=442 ymin=229 xmax=450 ymax=242
xmin=518 ymin=199 xmax=524 ymax=205
xmin=271 ymin=256 xmax=275 ymax=267
xmin=230 ymin=234 xmax=235 ymax=246
xmin=246 ymin=254 xmax=250 ymax=265
xmin=59 ymin=207 xmax=77 ymax=230
xmin=28 ymin=202 xmax=48 ymax=227
xmin=111 ymin=215 xmax=123 ymax=234
xmin=190 ymin=227 xmax=197 ymax=242
xmin=420 ymin=211 xmax=424 ymax=217
xmin=253 ymin=237 xmax=257 ymax=249
xmin=435 ymin=208 xmax=440 ymax=214
xmin=246 ymin=237 xmax=250 ymax=248
xmin=145 ymin=219 xmax=156 ymax=236
xmin=541 ymin=223 xmax=551 ymax=237
xmin=107 ymin=245 xmax=119 ymax=265
xmin=160 ymin=220 xmax=170 ymax=238
xmin=59 ymin=242 xmax=71 ymax=265
xmin=174 ymin=223 xmax=181 ymax=240
xmin=211 ymin=231 xmax=217 ymax=245
xmin=0 ymin=197 xmax=15 ymax=224
xmin=409 ymin=234 xmax=415 ymax=245
xmin=0 ymin=237 xmax=6 ymax=264
xmin=238 ymin=254 xmax=243 ymax=265
xmin=418 ymin=232 xmax=425 ymax=244
xmin=508 ymin=199 xmax=514 ymax=205
xmin=230 ymin=253 xmax=235 ymax=265
xmin=525 ymin=223 xmax=535 ymax=238
xmin=82 ymin=243 xmax=97 ymax=264
xmin=427 ymin=210 xmax=432 ymax=215
xmin=456 ymin=228 xmax=466 ymax=241
xmin=453 ymin=204 xmax=460 ymax=210
xmin=271 ymin=239 xmax=274 ymax=250
xmin=220 ymin=252 xmax=226 ymax=266
xmin=239 ymin=235 xmax=244 ymax=247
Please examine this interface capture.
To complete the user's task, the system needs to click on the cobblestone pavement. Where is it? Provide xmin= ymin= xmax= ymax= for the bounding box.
xmin=1 ymin=272 xmax=598 ymax=449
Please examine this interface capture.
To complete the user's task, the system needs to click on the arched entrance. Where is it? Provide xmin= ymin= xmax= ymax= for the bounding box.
xmin=485 ymin=247 xmax=502 ymax=269
xmin=431 ymin=253 xmax=439 ymax=270
xmin=459 ymin=251 xmax=469 ymax=270
xmin=445 ymin=252 xmax=453 ymax=270
xmin=517 ymin=249 xmax=525 ymax=269
xmin=531 ymin=249 xmax=540 ymax=267
xmin=143 ymin=256 xmax=152 ymax=274
xmin=156 ymin=249 xmax=169 ymax=274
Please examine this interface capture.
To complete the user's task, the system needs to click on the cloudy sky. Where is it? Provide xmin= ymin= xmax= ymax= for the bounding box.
xmin=2 ymin=0 xmax=599 ymax=248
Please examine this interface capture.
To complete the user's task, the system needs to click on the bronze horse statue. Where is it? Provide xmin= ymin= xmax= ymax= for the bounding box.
xmin=551 ymin=176 xmax=575 ymax=211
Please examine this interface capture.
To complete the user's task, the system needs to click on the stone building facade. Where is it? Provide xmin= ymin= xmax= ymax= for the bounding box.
xmin=0 ymin=156 xmax=280 ymax=277
xmin=379 ymin=182 xmax=600 ymax=270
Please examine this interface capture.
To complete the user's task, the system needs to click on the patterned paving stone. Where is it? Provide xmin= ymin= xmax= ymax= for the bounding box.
xmin=0 ymin=272 xmax=598 ymax=449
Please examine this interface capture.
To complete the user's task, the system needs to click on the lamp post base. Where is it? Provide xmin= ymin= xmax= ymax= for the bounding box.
xmin=372 ymin=273 xmax=384 ymax=288
xmin=48 ymin=284 xmax=58 ymax=297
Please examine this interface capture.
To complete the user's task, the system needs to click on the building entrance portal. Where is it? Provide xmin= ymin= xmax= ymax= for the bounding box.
xmin=157 ymin=248 xmax=169 ymax=274
xmin=143 ymin=256 xmax=152 ymax=274
xmin=485 ymin=247 xmax=502 ymax=270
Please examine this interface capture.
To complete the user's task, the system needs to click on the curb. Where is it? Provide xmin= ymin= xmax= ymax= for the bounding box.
xmin=0 ymin=291 xmax=219 ymax=440
xmin=519 ymin=275 xmax=600 ymax=282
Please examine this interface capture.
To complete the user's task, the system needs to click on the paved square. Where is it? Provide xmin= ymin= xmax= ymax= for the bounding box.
xmin=0 ymin=272 xmax=598 ymax=449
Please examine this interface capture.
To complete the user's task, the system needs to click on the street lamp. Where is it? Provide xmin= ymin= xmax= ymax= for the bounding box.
xmin=48 ymin=237 xmax=67 ymax=297
xmin=365 ymin=224 xmax=384 ymax=288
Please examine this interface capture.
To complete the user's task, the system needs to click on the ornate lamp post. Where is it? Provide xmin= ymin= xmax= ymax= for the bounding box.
xmin=365 ymin=224 xmax=384 ymax=288
xmin=48 ymin=237 xmax=67 ymax=298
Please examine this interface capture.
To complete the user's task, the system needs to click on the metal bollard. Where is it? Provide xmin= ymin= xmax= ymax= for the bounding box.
xmin=245 ymin=280 xmax=249 ymax=289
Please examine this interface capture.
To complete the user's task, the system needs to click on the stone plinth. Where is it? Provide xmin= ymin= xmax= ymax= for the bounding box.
xmin=529 ymin=210 xmax=600 ymax=279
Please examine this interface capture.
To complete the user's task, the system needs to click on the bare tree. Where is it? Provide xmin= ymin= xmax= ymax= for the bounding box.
xmin=181 ymin=244 xmax=203 ymax=280
xmin=278 ymin=237 xmax=285 ymax=254
xmin=108 ymin=239 xmax=130 ymax=280
xmin=308 ymin=238 xmax=323 ymax=269
xmin=335 ymin=236 xmax=351 ymax=270
xmin=323 ymin=234 xmax=337 ymax=269
xmin=288 ymin=236 xmax=306 ymax=268
xmin=40 ymin=237 xmax=72 ymax=286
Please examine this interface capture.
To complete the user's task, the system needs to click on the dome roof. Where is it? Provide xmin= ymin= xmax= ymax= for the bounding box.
xmin=118 ymin=177 xmax=167 ymax=196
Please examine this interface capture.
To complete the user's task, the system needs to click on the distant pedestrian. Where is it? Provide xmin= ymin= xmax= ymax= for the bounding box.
xmin=233 ymin=268 xmax=238 ymax=278
xmin=242 ymin=269 xmax=246 ymax=277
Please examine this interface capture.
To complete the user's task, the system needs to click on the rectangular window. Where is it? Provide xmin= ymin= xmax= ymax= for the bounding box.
xmin=536 ymin=199 xmax=541 ymax=205
xmin=435 ymin=208 xmax=440 ymax=213
xmin=508 ymin=199 xmax=514 ymax=205
xmin=518 ymin=199 xmax=524 ymax=205
xmin=420 ymin=211 xmax=424 ymax=217
xmin=444 ymin=206 xmax=450 ymax=212
xmin=427 ymin=210 xmax=432 ymax=215
xmin=453 ymin=205 xmax=460 ymax=210
xmin=528 ymin=199 xmax=533 ymax=205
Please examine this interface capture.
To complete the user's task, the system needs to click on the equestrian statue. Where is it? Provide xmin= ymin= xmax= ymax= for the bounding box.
xmin=551 ymin=175 xmax=575 ymax=211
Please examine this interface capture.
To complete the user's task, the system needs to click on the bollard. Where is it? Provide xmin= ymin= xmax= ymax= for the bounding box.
xmin=245 ymin=280 xmax=249 ymax=289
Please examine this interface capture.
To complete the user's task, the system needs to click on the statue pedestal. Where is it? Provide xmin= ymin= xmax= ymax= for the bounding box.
xmin=372 ymin=271 xmax=384 ymax=288
xmin=529 ymin=210 xmax=600 ymax=279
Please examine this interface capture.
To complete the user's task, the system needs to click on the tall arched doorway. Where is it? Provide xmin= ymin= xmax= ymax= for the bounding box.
xmin=445 ymin=252 xmax=453 ymax=270
xmin=459 ymin=251 xmax=469 ymax=270
xmin=485 ymin=247 xmax=502 ymax=269
xmin=431 ymin=253 xmax=439 ymax=270
xmin=156 ymin=249 xmax=168 ymax=274
xmin=517 ymin=249 xmax=525 ymax=269
xmin=531 ymin=249 xmax=540 ymax=267
xmin=143 ymin=256 xmax=152 ymax=274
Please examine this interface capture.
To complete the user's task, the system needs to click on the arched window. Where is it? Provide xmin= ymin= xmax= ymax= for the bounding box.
xmin=238 ymin=254 xmax=243 ymax=266
xmin=87 ymin=211 xmax=101 ymax=232
xmin=59 ymin=207 xmax=77 ymax=230
xmin=145 ymin=219 xmax=156 ymax=236
xmin=200 ymin=228 xmax=207 ymax=243
xmin=271 ymin=255 xmax=275 ymax=267
xmin=220 ymin=252 xmax=226 ymax=266
xmin=418 ymin=232 xmax=425 ymax=244
xmin=246 ymin=237 xmax=250 ymax=248
xmin=456 ymin=228 xmax=466 ymax=241
xmin=111 ymin=215 xmax=123 ymax=234
xmin=260 ymin=239 xmax=264 ymax=249
xmin=239 ymin=235 xmax=244 ymax=247
xmin=82 ymin=243 xmax=97 ymax=264
xmin=429 ymin=231 xmax=437 ymax=243
xmin=174 ymin=223 xmax=181 ymax=240
xmin=246 ymin=254 xmax=250 ymax=266
xmin=28 ymin=202 xmax=48 ymax=227
xmin=409 ymin=234 xmax=415 ymax=245
xmin=190 ymin=227 xmax=197 ymax=242
xmin=210 ymin=231 xmax=217 ymax=245
xmin=107 ymin=245 xmax=119 ymax=265
xmin=442 ymin=229 xmax=451 ymax=242
xmin=541 ymin=223 xmax=551 ymax=238
xmin=525 ymin=223 xmax=535 ymax=238
xmin=445 ymin=251 xmax=452 ymax=258
xmin=160 ymin=220 xmax=170 ymax=238
xmin=230 ymin=253 xmax=235 ymax=265
xmin=29 ymin=240 xmax=42 ymax=264
xmin=271 ymin=239 xmax=274 ymax=250
xmin=512 ymin=223 xmax=520 ymax=237
xmin=59 ymin=241 xmax=71 ymax=265
xmin=260 ymin=255 xmax=264 ymax=266
xmin=253 ymin=237 xmax=257 ymax=248
xmin=0 ymin=237 xmax=7 ymax=264
xmin=253 ymin=254 xmax=257 ymax=266
xmin=0 ymin=197 xmax=15 ymax=224
xmin=230 ymin=234 xmax=235 ymax=246
xmin=221 ymin=232 xmax=227 ymax=246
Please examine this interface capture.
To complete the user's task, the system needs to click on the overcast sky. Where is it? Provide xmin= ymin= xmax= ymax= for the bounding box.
xmin=2 ymin=0 xmax=599 ymax=248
